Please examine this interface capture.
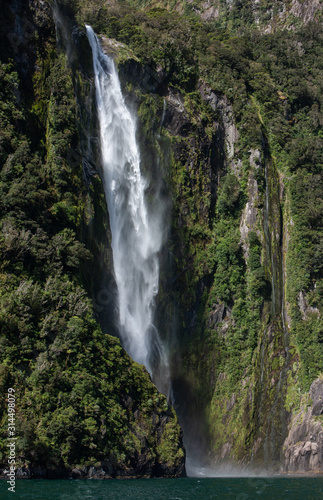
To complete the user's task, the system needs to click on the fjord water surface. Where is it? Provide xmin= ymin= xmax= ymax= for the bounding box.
xmin=2 ymin=477 xmax=323 ymax=499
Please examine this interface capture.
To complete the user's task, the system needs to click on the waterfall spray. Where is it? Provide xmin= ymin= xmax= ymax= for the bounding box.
xmin=86 ymin=26 xmax=169 ymax=394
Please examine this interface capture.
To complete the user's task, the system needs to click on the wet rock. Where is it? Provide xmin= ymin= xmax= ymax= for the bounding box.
xmin=220 ymin=442 xmax=232 ymax=459
xmin=71 ymin=468 xmax=82 ymax=479
xmin=15 ymin=467 xmax=31 ymax=478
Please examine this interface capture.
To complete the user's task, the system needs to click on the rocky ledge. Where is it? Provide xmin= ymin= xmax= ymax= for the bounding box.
xmin=283 ymin=377 xmax=323 ymax=473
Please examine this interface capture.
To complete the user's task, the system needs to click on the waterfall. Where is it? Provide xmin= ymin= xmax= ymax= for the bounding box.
xmin=86 ymin=26 xmax=169 ymax=393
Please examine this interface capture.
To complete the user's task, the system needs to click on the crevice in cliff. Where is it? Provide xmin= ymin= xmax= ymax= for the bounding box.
xmin=250 ymin=123 xmax=291 ymax=468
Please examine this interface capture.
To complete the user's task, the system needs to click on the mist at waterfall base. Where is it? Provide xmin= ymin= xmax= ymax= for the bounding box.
xmin=86 ymin=26 xmax=170 ymax=395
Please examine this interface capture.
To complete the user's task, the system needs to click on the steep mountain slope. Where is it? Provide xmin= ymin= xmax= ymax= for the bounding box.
xmin=0 ymin=0 xmax=322 ymax=475
xmin=0 ymin=0 xmax=185 ymax=478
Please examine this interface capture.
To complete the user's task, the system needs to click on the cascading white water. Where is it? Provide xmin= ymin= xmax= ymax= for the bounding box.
xmin=86 ymin=25 xmax=169 ymax=390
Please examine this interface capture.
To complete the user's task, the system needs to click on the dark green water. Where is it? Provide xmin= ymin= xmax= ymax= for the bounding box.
xmin=1 ymin=477 xmax=323 ymax=500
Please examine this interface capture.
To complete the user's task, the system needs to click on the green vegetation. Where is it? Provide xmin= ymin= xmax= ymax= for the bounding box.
xmin=0 ymin=0 xmax=322 ymax=471
xmin=0 ymin=3 xmax=184 ymax=476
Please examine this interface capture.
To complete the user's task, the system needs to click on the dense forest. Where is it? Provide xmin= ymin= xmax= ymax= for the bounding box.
xmin=0 ymin=0 xmax=322 ymax=477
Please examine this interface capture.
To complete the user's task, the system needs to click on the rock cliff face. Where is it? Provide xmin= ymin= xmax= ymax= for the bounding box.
xmin=130 ymin=0 xmax=323 ymax=32
xmin=114 ymin=23 xmax=322 ymax=468
xmin=283 ymin=377 xmax=323 ymax=473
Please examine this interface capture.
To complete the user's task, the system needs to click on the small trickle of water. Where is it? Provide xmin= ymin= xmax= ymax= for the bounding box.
xmin=86 ymin=26 xmax=169 ymax=393
xmin=264 ymin=163 xmax=276 ymax=314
